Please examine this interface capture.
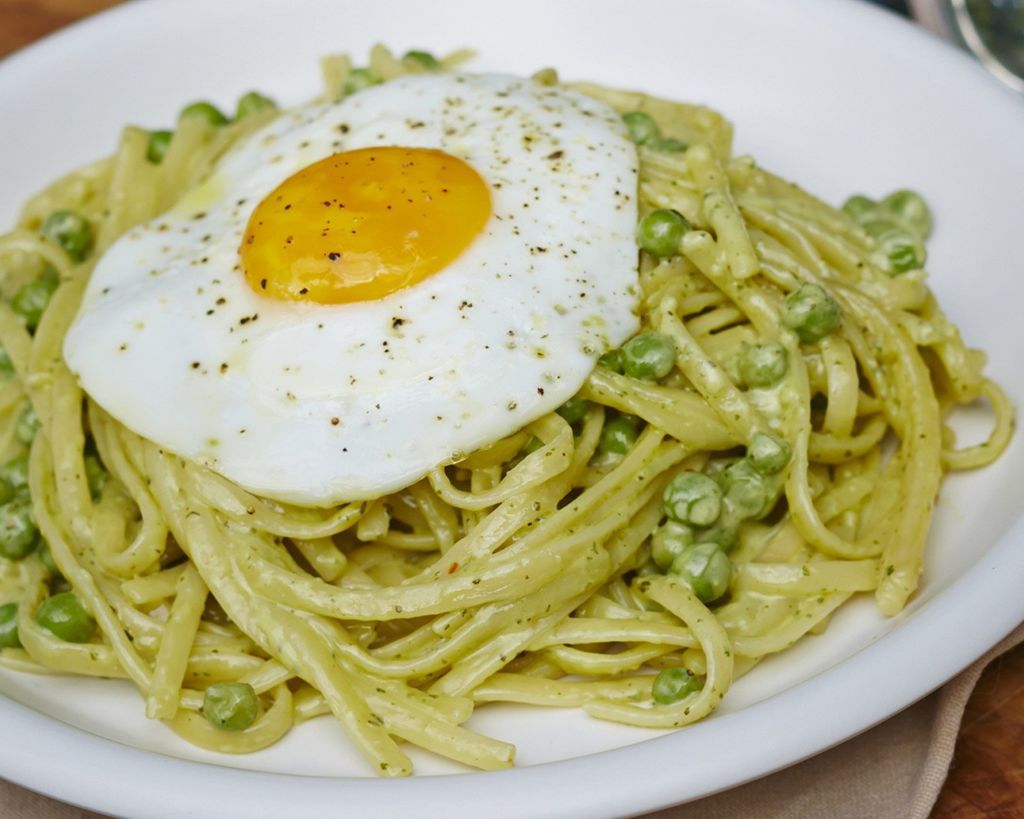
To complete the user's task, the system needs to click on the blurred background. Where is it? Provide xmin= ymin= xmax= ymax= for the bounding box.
xmin=908 ymin=0 xmax=1024 ymax=91
xmin=1 ymin=0 xmax=120 ymax=55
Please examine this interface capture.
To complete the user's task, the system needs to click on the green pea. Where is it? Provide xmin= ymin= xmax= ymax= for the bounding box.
xmin=84 ymin=454 xmax=108 ymax=499
xmin=859 ymin=216 xmax=901 ymax=240
xmin=0 ymin=498 xmax=39 ymax=561
xmin=40 ymin=264 xmax=60 ymax=288
xmin=738 ymin=341 xmax=788 ymax=388
xmin=41 ymin=210 xmax=93 ymax=264
xmin=651 ymin=136 xmax=687 ymax=153
xmin=36 ymin=592 xmax=94 ymax=643
xmin=781 ymin=283 xmax=841 ymax=344
xmin=841 ymin=194 xmax=876 ymax=224
xmin=697 ymin=516 xmax=739 ymax=553
xmin=869 ymin=223 xmax=925 ymax=275
xmin=179 ymin=101 xmax=229 ymax=127
xmin=621 ymin=332 xmax=676 ymax=381
xmin=146 ymin=130 xmax=173 ymax=164
xmin=12 ymin=276 xmax=59 ymax=332
xmin=236 ymin=91 xmax=277 ymax=120
xmin=663 ymin=472 xmax=722 ymax=527
xmin=37 ymin=541 xmax=59 ymax=576
xmin=556 ymin=396 xmax=590 ymax=425
xmin=343 ymin=68 xmax=378 ymax=96
xmin=403 ymin=50 xmax=441 ymax=70
xmin=881 ymin=232 xmax=924 ymax=274
xmin=718 ymin=459 xmax=773 ymax=519
xmin=669 ymin=542 xmax=732 ymax=603
xmin=651 ymin=520 xmax=694 ymax=571
xmin=202 ymin=682 xmax=259 ymax=731
xmin=652 ymin=667 xmax=700 ymax=705
xmin=636 ymin=209 xmax=690 ymax=258
xmin=747 ymin=432 xmax=791 ymax=475
xmin=0 ymin=478 xmax=14 ymax=507
xmin=598 ymin=417 xmax=639 ymax=456
xmin=15 ymin=404 xmax=38 ymax=446
xmin=0 ymin=346 xmax=13 ymax=378
xmin=621 ymin=111 xmax=660 ymax=146
xmin=0 ymin=602 xmax=21 ymax=649
xmin=521 ymin=435 xmax=543 ymax=456
xmin=1 ymin=455 xmax=29 ymax=495
xmin=881 ymin=189 xmax=932 ymax=238
xmin=597 ymin=348 xmax=625 ymax=374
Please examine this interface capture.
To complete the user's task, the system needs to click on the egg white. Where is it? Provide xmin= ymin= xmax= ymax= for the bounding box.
xmin=64 ymin=73 xmax=640 ymax=505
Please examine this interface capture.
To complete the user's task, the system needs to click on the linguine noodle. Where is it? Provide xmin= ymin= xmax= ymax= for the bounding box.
xmin=0 ymin=46 xmax=1011 ymax=776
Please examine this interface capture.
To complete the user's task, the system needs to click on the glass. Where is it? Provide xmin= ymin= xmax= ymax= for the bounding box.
xmin=911 ymin=0 xmax=1024 ymax=92
xmin=956 ymin=0 xmax=1024 ymax=90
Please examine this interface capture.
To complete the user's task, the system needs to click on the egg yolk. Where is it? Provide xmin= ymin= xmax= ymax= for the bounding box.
xmin=240 ymin=147 xmax=492 ymax=304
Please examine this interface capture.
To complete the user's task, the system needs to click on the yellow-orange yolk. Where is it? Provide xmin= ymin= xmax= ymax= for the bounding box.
xmin=240 ymin=147 xmax=492 ymax=304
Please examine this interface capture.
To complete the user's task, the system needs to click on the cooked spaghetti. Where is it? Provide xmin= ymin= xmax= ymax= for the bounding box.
xmin=0 ymin=46 xmax=1012 ymax=775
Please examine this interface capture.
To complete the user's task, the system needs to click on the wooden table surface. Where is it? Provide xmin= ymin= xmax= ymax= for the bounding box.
xmin=2 ymin=2 xmax=1023 ymax=817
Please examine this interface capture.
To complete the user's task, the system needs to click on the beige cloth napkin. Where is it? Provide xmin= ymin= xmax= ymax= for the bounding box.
xmin=3 ymin=622 xmax=1023 ymax=819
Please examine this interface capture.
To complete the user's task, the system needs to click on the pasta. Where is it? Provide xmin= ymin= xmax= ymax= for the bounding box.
xmin=0 ymin=47 xmax=1012 ymax=777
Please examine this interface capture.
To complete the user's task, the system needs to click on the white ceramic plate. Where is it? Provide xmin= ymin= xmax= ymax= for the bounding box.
xmin=1 ymin=1 xmax=1022 ymax=816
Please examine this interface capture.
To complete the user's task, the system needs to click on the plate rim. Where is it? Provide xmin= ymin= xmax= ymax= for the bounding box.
xmin=1 ymin=0 xmax=1023 ymax=817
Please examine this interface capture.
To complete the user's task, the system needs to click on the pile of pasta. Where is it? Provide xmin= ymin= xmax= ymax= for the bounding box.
xmin=0 ymin=47 xmax=1012 ymax=776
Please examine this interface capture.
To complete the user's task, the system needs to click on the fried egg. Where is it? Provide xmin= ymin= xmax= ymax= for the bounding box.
xmin=64 ymin=73 xmax=640 ymax=505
